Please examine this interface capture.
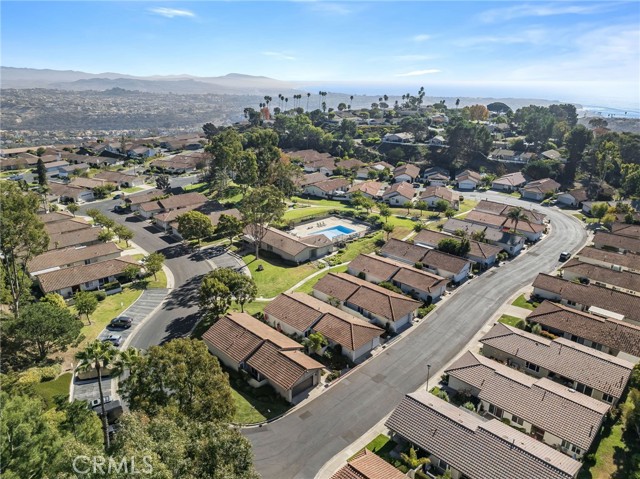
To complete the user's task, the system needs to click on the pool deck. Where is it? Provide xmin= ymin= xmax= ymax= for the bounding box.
xmin=290 ymin=216 xmax=369 ymax=240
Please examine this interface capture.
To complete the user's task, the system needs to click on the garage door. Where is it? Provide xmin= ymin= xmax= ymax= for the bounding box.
xmin=292 ymin=376 xmax=314 ymax=397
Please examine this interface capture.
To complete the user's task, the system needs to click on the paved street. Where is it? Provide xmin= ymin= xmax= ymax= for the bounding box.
xmin=245 ymin=192 xmax=588 ymax=479
xmin=72 ymin=288 xmax=168 ymax=402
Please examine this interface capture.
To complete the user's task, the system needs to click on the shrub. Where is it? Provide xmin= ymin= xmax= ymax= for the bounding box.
xmin=440 ymin=373 xmax=449 ymax=385
xmin=436 ymin=390 xmax=450 ymax=402
xmin=17 ymin=365 xmax=62 ymax=384
xmin=103 ymin=281 xmax=121 ymax=291
xmin=539 ymin=330 xmax=557 ymax=340
xmin=514 ymin=319 xmax=526 ymax=330
xmin=497 ymin=251 xmax=509 ymax=261
xmin=326 ymin=371 xmax=341 ymax=382
xmin=414 ymin=262 xmax=423 ymax=270
xmin=374 ymin=237 xmax=386 ymax=247
xmin=418 ymin=304 xmax=436 ymax=317
xmin=94 ymin=291 xmax=107 ymax=301
xmin=357 ymin=271 xmax=366 ymax=280
xmin=463 ymin=401 xmax=475 ymax=411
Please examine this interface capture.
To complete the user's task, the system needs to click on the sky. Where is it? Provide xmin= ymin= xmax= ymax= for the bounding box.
xmin=2 ymin=1 xmax=639 ymax=108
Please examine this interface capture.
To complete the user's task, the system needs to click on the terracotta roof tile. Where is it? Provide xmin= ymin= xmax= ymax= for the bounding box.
xmin=562 ymin=259 xmax=640 ymax=292
xmin=386 ymin=392 xmax=581 ymax=479
xmin=246 ymin=342 xmax=323 ymax=390
xmin=593 ymin=231 xmax=640 ymax=253
xmin=28 ymin=242 xmax=120 ymax=273
xmin=48 ymin=227 xmax=102 ymax=250
xmin=331 ymin=450 xmax=405 ymax=479
xmin=480 ymin=323 xmax=633 ymax=399
xmin=577 ymin=246 xmax=640 ymax=271
xmin=527 ymin=300 xmax=640 ymax=357
xmin=158 ymin=192 xmax=208 ymax=210
xmin=43 ymin=218 xmax=92 ymax=235
xmin=475 ymin=200 xmax=546 ymax=223
xmin=465 ymin=210 xmax=545 ymax=234
xmin=37 ymin=256 xmax=138 ymax=293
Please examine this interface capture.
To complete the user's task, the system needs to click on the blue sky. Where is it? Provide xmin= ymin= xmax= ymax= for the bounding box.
xmin=2 ymin=1 xmax=639 ymax=107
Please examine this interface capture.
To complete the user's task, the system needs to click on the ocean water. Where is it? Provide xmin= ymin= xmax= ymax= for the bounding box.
xmin=578 ymin=106 xmax=640 ymax=119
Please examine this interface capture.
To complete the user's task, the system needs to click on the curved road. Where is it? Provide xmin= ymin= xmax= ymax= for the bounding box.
xmin=244 ymin=191 xmax=588 ymax=479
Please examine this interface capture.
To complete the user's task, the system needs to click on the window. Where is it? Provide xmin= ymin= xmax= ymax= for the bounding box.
xmin=561 ymin=439 xmax=581 ymax=454
xmin=510 ymin=415 xmax=524 ymax=426
xmin=602 ymin=393 xmax=615 ymax=404
xmin=525 ymin=361 xmax=540 ymax=373
xmin=488 ymin=404 xmax=503 ymax=419
xmin=438 ymin=459 xmax=450 ymax=471
xmin=567 ymin=300 xmax=577 ymax=306
xmin=576 ymin=383 xmax=594 ymax=396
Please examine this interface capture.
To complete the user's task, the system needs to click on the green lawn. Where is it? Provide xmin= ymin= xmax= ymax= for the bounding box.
xmin=326 ymin=232 xmax=382 ymax=266
xmin=231 ymin=388 xmax=291 ymax=424
xmin=457 ymin=199 xmax=479 ymax=214
xmin=229 ymin=300 xmax=268 ymax=316
xmin=579 ymin=393 xmax=637 ymax=479
xmin=499 ymin=314 xmax=524 ymax=327
xmin=70 ymin=287 xmax=143 ymax=350
xmin=511 ymin=294 xmax=539 ymax=311
xmin=386 ymin=215 xmax=418 ymax=239
xmin=243 ymin=252 xmax=320 ymax=298
xmin=291 ymin=197 xmax=350 ymax=209
xmin=498 ymin=190 xmax=522 ymax=198
xmin=573 ymin=213 xmax=599 ymax=224
xmin=348 ymin=434 xmax=408 ymax=473
xmin=283 ymin=206 xmax=336 ymax=221
xmin=139 ymin=269 xmax=168 ymax=289
xmin=295 ymin=264 xmax=349 ymax=294
xmin=120 ymin=186 xmax=143 ymax=194
xmin=32 ymin=373 xmax=72 ymax=409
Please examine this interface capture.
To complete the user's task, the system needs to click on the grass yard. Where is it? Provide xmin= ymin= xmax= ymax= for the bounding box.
xmin=243 ymin=252 xmax=320 ymax=298
xmin=457 ymin=199 xmax=479 ymax=214
xmin=71 ymin=287 xmax=143 ymax=350
xmin=511 ymin=294 xmax=539 ymax=311
xmin=499 ymin=314 xmax=524 ymax=327
xmin=348 ymin=434 xmax=408 ymax=473
xmin=572 ymin=213 xmax=599 ymax=224
xmin=386 ymin=215 xmax=418 ymax=239
xmin=283 ymin=206 xmax=336 ymax=222
xmin=295 ymin=264 xmax=349 ymax=294
xmin=291 ymin=197 xmax=350 ymax=209
xmin=139 ymin=269 xmax=167 ymax=289
xmin=229 ymin=300 xmax=268 ymax=316
xmin=32 ymin=373 xmax=72 ymax=409
xmin=326 ymin=232 xmax=382 ymax=266
xmin=578 ymin=393 xmax=638 ymax=479
xmin=231 ymin=388 xmax=291 ymax=424
xmin=498 ymin=190 xmax=522 ymax=198
xmin=120 ymin=186 xmax=143 ymax=194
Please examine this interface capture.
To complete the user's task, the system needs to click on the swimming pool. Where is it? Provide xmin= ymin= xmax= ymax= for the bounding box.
xmin=316 ymin=225 xmax=356 ymax=240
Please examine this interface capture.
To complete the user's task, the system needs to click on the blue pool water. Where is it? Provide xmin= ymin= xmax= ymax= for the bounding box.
xmin=316 ymin=225 xmax=356 ymax=240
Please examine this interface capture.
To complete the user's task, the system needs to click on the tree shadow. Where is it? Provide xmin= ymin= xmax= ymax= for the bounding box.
xmin=162 ymin=274 xmax=204 ymax=311
xmin=160 ymin=311 xmax=201 ymax=344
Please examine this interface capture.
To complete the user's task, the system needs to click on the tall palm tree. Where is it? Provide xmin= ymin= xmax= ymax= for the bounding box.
xmin=455 ymin=98 xmax=460 ymax=109
xmin=75 ymin=340 xmax=120 ymax=450
xmin=306 ymin=92 xmax=311 ymax=111
xmin=505 ymin=206 xmax=529 ymax=235
xmin=350 ymin=95 xmax=354 ymax=109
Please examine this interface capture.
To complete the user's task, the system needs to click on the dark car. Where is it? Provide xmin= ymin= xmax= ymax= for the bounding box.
xmin=108 ymin=316 xmax=132 ymax=329
xmin=559 ymin=251 xmax=571 ymax=262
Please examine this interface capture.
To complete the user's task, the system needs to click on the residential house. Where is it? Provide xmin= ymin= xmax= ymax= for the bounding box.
xmin=610 ymin=222 xmax=640 ymax=239
xmin=125 ymin=190 xmax=162 ymax=212
xmin=445 ymin=351 xmax=609 ymax=458
xmin=455 ymin=170 xmax=482 ymax=190
xmin=557 ymin=188 xmax=588 ymax=207
xmin=348 ymin=253 xmax=447 ymax=302
xmin=593 ymin=231 xmax=640 ymax=254
xmin=38 ymin=211 xmax=74 ymax=224
xmin=244 ymin=226 xmax=335 ymax=264
xmin=202 ymin=312 xmax=324 ymax=402
xmin=425 ymin=172 xmax=449 ymax=186
xmin=330 ymin=449 xmax=405 ymax=479
xmin=43 ymin=218 xmax=92 ymax=236
xmin=386 ymin=392 xmax=582 ymax=479
xmin=300 ymin=172 xmax=330 ymax=187
xmin=542 ymin=149 xmax=566 ymax=163
xmin=264 ymin=292 xmax=383 ymax=362
xmin=474 ymin=199 xmax=546 ymax=224
xmin=442 ymin=218 xmax=525 ymax=255
xmin=69 ymin=177 xmax=114 ymax=190
xmin=521 ymin=178 xmax=561 ymax=201
xmin=127 ymin=146 xmax=157 ymax=159
xmin=48 ymin=228 xmax=102 ymax=250
xmin=382 ymin=132 xmax=413 ymax=143
xmin=94 ymin=171 xmax=145 ymax=188
xmin=382 ymin=182 xmax=415 ymax=206
xmin=480 ymin=322 xmax=633 ymax=405
xmin=313 ymin=272 xmax=421 ymax=332
xmin=295 ymin=151 xmax=336 ymax=175
xmin=419 ymin=186 xmax=459 ymax=210
xmin=169 ymin=207 xmax=241 ymax=238
xmin=491 ymin=171 xmax=527 ymax=191
xmin=413 ymin=229 xmax=502 ymax=267
xmin=464 ymin=210 xmax=546 ymax=242
xmin=430 ymin=113 xmax=449 ymax=125
xmin=427 ymin=135 xmax=446 ymax=147
xmin=303 ymin=178 xmax=350 ymax=199
xmin=561 ymin=259 xmax=640 ymax=295
xmin=379 ymin=238 xmax=471 ymax=283
xmin=137 ymin=201 xmax=164 ymax=219
xmin=489 ymin=149 xmax=519 ymax=162
xmin=576 ymin=246 xmax=640 ymax=274
xmin=44 ymin=160 xmax=70 ymax=177
xmin=58 ymin=163 xmax=90 ymax=178
xmin=48 ymin=182 xmax=95 ymax=203
xmin=28 ymin=242 xmax=121 ymax=277
xmin=532 ymin=273 xmax=640 ymax=323
xmin=393 ymin=164 xmax=420 ymax=183
xmin=347 ymin=181 xmax=386 ymax=200
xmin=36 ymin=256 xmax=139 ymax=298
xmin=335 ymin=158 xmax=365 ymax=172
xmin=526 ymin=300 xmax=640 ymax=358
xmin=138 ymin=192 xmax=208 ymax=219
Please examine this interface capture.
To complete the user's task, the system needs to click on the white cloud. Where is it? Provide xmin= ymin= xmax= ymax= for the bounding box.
xmin=395 ymin=69 xmax=441 ymax=77
xmin=262 ymin=51 xmax=297 ymax=61
xmin=149 ymin=7 xmax=195 ymax=18
xmin=393 ymin=54 xmax=435 ymax=62
xmin=479 ymin=3 xmax=612 ymax=23
xmin=412 ymin=34 xmax=431 ymax=42
xmin=456 ymin=28 xmax=549 ymax=47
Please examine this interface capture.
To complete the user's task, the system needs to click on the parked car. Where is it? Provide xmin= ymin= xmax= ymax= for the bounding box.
xmin=559 ymin=251 xmax=571 ymax=262
xmin=108 ymin=316 xmax=132 ymax=329
xmin=102 ymin=334 xmax=122 ymax=346
xmin=89 ymin=396 xmax=112 ymax=408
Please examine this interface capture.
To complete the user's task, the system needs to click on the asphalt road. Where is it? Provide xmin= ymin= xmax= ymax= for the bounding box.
xmin=245 ymin=192 xmax=588 ymax=479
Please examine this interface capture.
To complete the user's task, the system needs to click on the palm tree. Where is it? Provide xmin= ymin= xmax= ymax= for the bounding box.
xmin=505 ymin=206 xmax=529 ymax=235
xmin=350 ymin=95 xmax=354 ymax=109
xmin=306 ymin=92 xmax=311 ymax=111
xmin=455 ymin=98 xmax=460 ymax=109
xmin=75 ymin=340 xmax=120 ymax=450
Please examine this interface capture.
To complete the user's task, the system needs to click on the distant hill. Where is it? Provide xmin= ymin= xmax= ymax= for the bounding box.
xmin=0 ymin=67 xmax=298 ymax=95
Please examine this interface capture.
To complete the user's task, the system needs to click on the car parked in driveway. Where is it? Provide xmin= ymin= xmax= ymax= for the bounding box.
xmin=102 ymin=334 xmax=122 ymax=346
xmin=108 ymin=316 xmax=132 ymax=329
xmin=89 ymin=396 xmax=112 ymax=408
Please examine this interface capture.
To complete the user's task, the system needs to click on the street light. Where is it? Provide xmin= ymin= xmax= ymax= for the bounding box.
xmin=426 ymin=363 xmax=431 ymax=391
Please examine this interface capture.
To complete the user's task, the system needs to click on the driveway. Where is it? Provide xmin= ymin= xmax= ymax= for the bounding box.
xmin=245 ymin=192 xmax=588 ymax=479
